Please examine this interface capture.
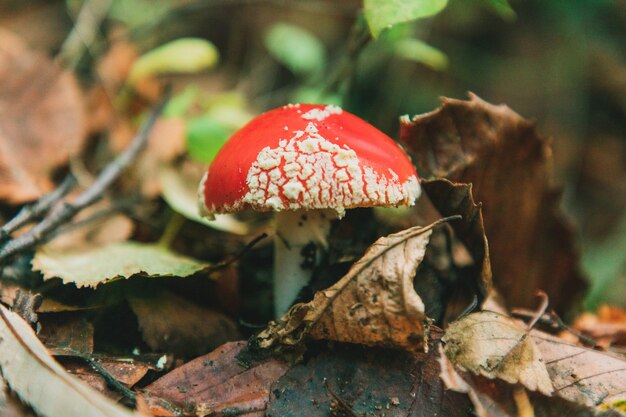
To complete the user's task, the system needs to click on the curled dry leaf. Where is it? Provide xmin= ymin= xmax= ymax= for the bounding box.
xmin=0 ymin=29 xmax=86 ymax=204
xmin=0 ymin=305 xmax=138 ymax=417
xmin=254 ymin=219 xmax=451 ymax=353
xmin=142 ymin=341 xmax=289 ymax=416
xmin=420 ymin=179 xmax=492 ymax=313
xmin=532 ymin=330 xmax=626 ymax=409
xmin=400 ymin=93 xmax=585 ymax=314
xmin=128 ymin=291 xmax=240 ymax=357
xmin=442 ymin=311 xmax=554 ymax=395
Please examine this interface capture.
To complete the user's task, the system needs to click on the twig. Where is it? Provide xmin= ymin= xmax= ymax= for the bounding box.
xmin=0 ymin=174 xmax=76 ymax=242
xmin=213 ymin=233 xmax=268 ymax=270
xmin=0 ymin=89 xmax=171 ymax=264
xmin=57 ymin=0 xmax=113 ymax=69
xmin=526 ymin=290 xmax=549 ymax=330
xmin=323 ymin=378 xmax=361 ymax=417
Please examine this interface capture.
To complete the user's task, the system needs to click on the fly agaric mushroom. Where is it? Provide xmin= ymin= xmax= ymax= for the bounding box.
xmin=199 ymin=104 xmax=420 ymax=317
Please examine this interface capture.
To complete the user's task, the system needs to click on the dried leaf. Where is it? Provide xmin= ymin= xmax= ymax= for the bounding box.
xmin=268 ymin=340 xmax=473 ymax=417
xmin=400 ymin=94 xmax=586 ymax=314
xmin=439 ymin=355 xmax=622 ymax=417
xmin=142 ymin=341 xmax=289 ymax=416
xmin=571 ymin=306 xmax=626 ymax=349
xmin=442 ymin=311 xmax=553 ymax=395
xmin=0 ymin=29 xmax=86 ymax=203
xmin=37 ymin=314 xmax=94 ymax=355
xmin=0 ymin=305 xmax=138 ymax=417
xmin=32 ymin=241 xmax=209 ymax=288
xmin=420 ymin=179 xmax=492 ymax=311
xmin=255 ymin=220 xmax=448 ymax=353
xmin=0 ymin=376 xmax=35 ymax=417
xmin=532 ymin=330 xmax=626 ymax=409
xmin=128 ymin=291 xmax=240 ymax=357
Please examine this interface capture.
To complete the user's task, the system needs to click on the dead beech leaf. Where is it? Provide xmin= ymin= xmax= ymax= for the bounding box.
xmin=255 ymin=219 xmax=449 ymax=353
xmin=0 ymin=29 xmax=86 ymax=204
xmin=142 ymin=341 xmax=289 ymax=416
xmin=532 ymin=330 xmax=626 ymax=409
xmin=128 ymin=291 xmax=240 ymax=357
xmin=442 ymin=311 xmax=553 ymax=395
xmin=0 ymin=305 xmax=139 ymax=417
xmin=400 ymin=94 xmax=586 ymax=314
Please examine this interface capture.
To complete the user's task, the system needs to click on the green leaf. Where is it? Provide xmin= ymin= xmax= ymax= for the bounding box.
xmin=364 ymin=0 xmax=448 ymax=39
xmin=264 ymin=23 xmax=326 ymax=76
xmin=394 ymin=38 xmax=449 ymax=70
xmin=482 ymin=0 xmax=516 ymax=20
xmin=32 ymin=242 xmax=209 ymax=287
xmin=163 ymin=85 xmax=198 ymax=118
xmin=128 ymin=38 xmax=219 ymax=86
xmin=158 ymin=166 xmax=250 ymax=235
xmin=185 ymin=116 xmax=231 ymax=164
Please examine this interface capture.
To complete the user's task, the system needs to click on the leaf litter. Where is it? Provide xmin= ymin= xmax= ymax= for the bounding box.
xmin=0 ymin=58 xmax=621 ymax=417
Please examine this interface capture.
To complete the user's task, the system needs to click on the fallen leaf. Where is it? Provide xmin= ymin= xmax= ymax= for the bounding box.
xmin=420 ymin=179 xmax=493 ymax=318
xmin=400 ymin=93 xmax=586 ymax=314
xmin=0 ymin=305 xmax=139 ymax=417
xmin=255 ymin=220 xmax=446 ymax=353
xmin=409 ymin=330 xmax=474 ymax=417
xmin=32 ymin=241 xmax=209 ymax=288
xmin=158 ymin=165 xmax=250 ymax=235
xmin=267 ymin=340 xmax=471 ymax=417
xmin=142 ymin=341 xmax=289 ymax=416
xmin=0 ymin=29 xmax=86 ymax=203
xmin=439 ymin=355 xmax=623 ymax=417
xmin=37 ymin=313 xmax=94 ymax=355
xmin=532 ymin=330 xmax=626 ymax=409
xmin=128 ymin=291 xmax=240 ymax=357
xmin=442 ymin=311 xmax=554 ymax=395
xmin=0 ymin=376 xmax=35 ymax=417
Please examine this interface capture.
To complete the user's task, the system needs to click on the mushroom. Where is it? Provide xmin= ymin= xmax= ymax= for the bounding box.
xmin=199 ymin=104 xmax=421 ymax=317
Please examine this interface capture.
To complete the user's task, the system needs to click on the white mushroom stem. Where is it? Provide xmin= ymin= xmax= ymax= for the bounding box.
xmin=273 ymin=209 xmax=337 ymax=318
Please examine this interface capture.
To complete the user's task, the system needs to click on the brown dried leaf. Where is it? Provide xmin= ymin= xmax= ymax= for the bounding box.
xmin=0 ymin=305 xmax=139 ymax=417
xmin=255 ymin=220 xmax=447 ymax=353
xmin=420 ymin=179 xmax=492 ymax=314
xmin=400 ymin=93 xmax=586 ymax=314
xmin=439 ymin=355 xmax=623 ymax=417
xmin=128 ymin=291 xmax=240 ymax=357
xmin=442 ymin=311 xmax=553 ymax=395
xmin=37 ymin=314 xmax=94 ymax=356
xmin=0 ymin=29 xmax=86 ymax=204
xmin=267 ymin=338 xmax=473 ymax=417
xmin=532 ymin=330 xmax=626 ymax=409
xmin=142 ymin=341 xmax=289 ymax=416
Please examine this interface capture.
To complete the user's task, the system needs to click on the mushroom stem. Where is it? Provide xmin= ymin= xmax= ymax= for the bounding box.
xmin=273 ymin=209 xmax=335 ymax=318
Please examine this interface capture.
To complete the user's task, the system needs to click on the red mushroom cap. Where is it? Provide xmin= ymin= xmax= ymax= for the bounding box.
xmin=199 ymin=104 xmax=420 ymax=216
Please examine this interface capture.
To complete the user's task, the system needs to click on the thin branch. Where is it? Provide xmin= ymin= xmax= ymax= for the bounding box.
xmin=0 ymin=90 xmax=170 ymax=264
xmin=57 ymin=0 xmax=113 ymax=69
xmin=0 ymin=174 xmax=76 ymax=242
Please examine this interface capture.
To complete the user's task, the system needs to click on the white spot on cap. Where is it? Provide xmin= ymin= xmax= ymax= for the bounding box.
xmin=301 ymin=105 xmax=343 ymax=121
